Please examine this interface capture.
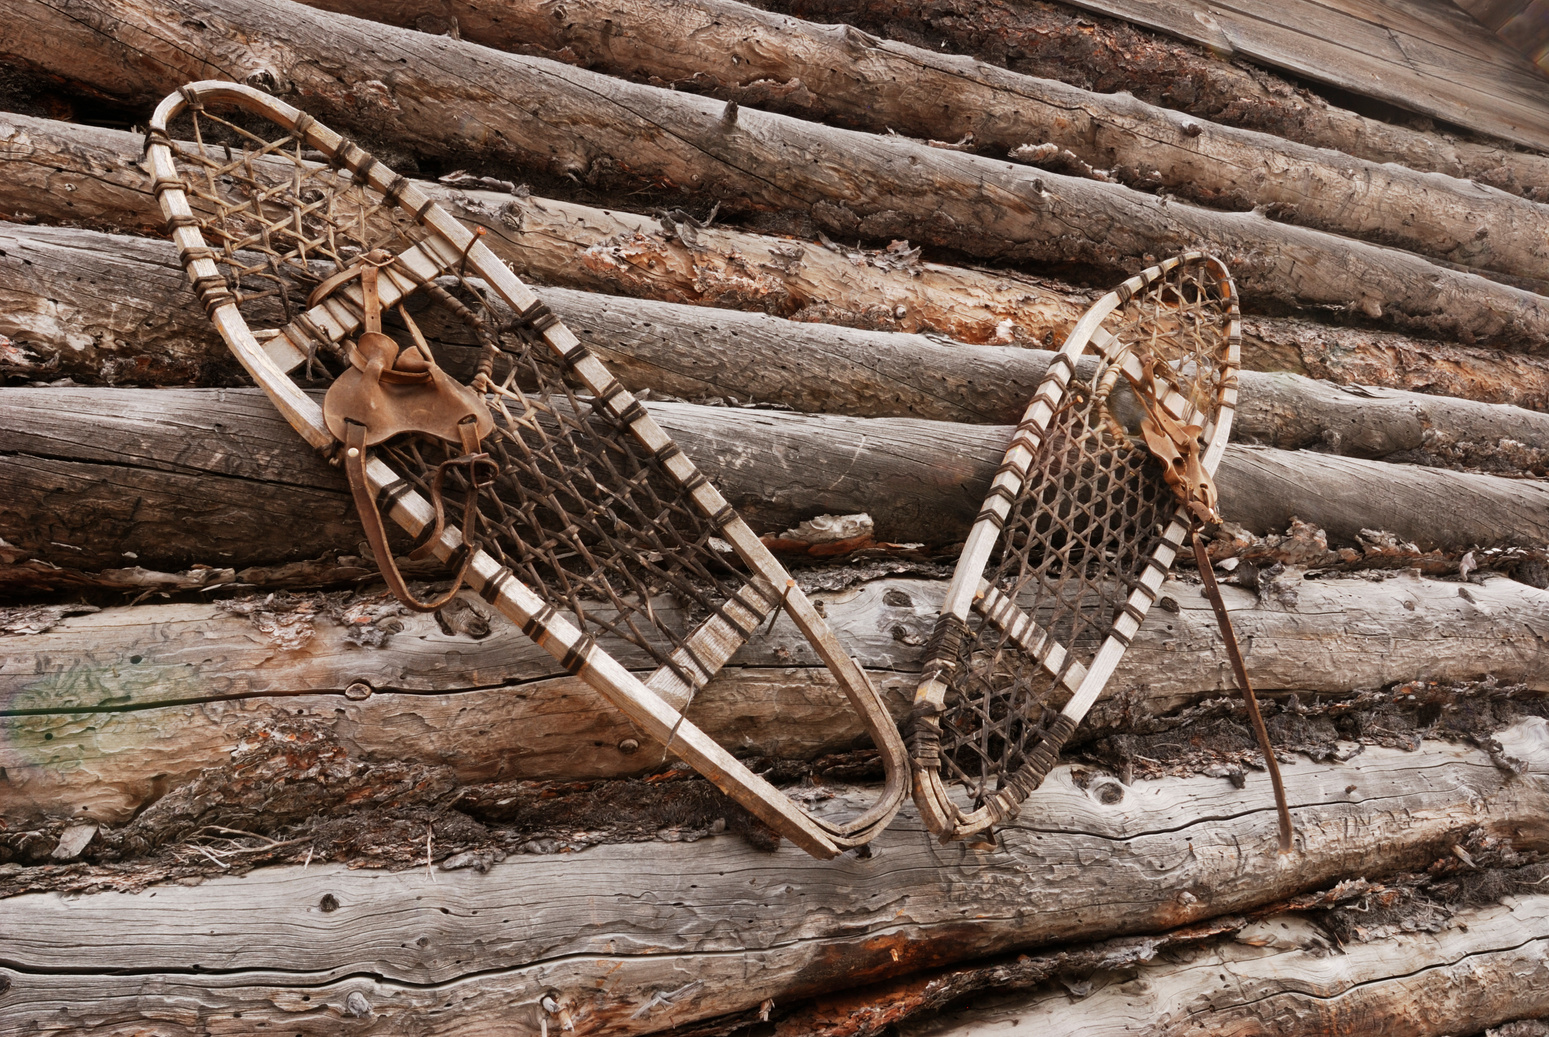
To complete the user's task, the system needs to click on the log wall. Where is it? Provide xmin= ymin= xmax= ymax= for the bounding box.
xmin=8 ymin=115 xmax=1549 ymax=411
xmin=6 ymin=222 xmax=1548 ymax=475
xmin=3 ymin=720 xmax=1548 ymax=1036
xmin=4 ymin=0 xmax=1549 ymax=1031
xmin=303 ymin=0 xmax=1549 ymax=286
xmin=7 ymin=569 xmax=1548 ymax=821
xmin=835 ymin=898 xmax=1549 ymax=1037
xmin=4 ymin=389 xmax=1546 ymax=579
xmin=4 ymin=0 xmax=1549 ymax=347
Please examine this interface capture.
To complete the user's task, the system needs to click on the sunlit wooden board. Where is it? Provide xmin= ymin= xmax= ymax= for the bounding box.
xmin=1054 ymin=0 xmax=1549 ymax=150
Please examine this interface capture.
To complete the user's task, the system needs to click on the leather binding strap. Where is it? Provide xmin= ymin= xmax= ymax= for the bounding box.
xmin=322 ymin=250 xmax=496 ymax=612
xmin=343 ymin=418 xmax=489 ymax=612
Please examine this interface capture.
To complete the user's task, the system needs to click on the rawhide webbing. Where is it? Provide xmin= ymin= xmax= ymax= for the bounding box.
xmin=910 ymin=253 xmax=1291 ymax=847
xmin=145 ymin=80 xmax=908 ymax=859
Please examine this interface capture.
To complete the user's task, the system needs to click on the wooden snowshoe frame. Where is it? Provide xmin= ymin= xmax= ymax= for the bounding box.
xmin=146 ymin=81 xmax=906 ymax=858
xmin=910 ymin=253 xmax=1240 ymax=841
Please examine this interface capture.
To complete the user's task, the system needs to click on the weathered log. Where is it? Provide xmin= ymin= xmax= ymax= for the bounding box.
xmin=1248 ymin=316 xmax=1549 ymax=413
xmin=0 ymin=112 xmax=1085 ymax=348
xmin=4 ymin=387 xmax=1548 ymax=574
xmin=9 ymin=224 xmax=1546 ymax=472
xmin=5 ymin=569 xmax=1547 ymax=822
xmin=10 ymin=114 xmax=1549 ymax=412
xmin=304 ymin=0 xmax=1549 ymax=286
xmin=0 ymin=554 xmax=377 ymax=596
xmin=0 ymin=218 xmax=250 ymax=387
xmin=763 ymin=0 xmax=1549 ymax=177
xmin=774 ymin=0 xmax=1549 ymax=168
xmin=1028 ymin=0 xmax=1549 ymax=153
xmin=799 ymin=897 xmax=1549 ymax=1037
xmin=2 ymin=720 xmax=1547 ymax=1034
xmin=7 ymin=0 xmax=1549 ymax=348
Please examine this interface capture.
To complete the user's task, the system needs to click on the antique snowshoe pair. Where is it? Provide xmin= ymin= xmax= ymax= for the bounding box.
xmin=148 ymin=82 xmax=1289 ymax=858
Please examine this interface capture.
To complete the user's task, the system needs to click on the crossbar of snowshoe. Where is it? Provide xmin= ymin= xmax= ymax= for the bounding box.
xmin=147 ymin=81 xmax=909 ymax=857
xmin=260 ymin=238 xmax=462 ymax=372
xmin=645 ymin=574 xmax=782 ymax=710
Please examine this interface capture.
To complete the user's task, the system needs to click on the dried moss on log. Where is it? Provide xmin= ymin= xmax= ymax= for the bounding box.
xmin=304 ymin=0 xmax=1549 ymax=286
xmin=5 ymin=570 xmax=1548 ymax=822
xmin=3 ymin=388 xmax=1548 ymax=575
xmin=6 ymin=0 xmax=1549 ymax=347
xmin=2 ymin=721 xmax=1548 ymax=1034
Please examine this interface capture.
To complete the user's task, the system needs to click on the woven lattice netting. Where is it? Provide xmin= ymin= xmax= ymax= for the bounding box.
xmin=165 ymin=103 xmax=751 ymax=679
xmin=164 ymin=106 xmax=422 ymax=353
xmin=938 ymin=259 xmax=1232 ymax=810
xmin=1108 ymin=260 xmax=1234 ymax=422
xmin=383 ymin=344 xmax=753 ymax=676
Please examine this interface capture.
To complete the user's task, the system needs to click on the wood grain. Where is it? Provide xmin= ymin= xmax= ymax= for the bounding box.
xmin=302 ymin=0 xmax=1549 ymax=285
xmin=3 ymin=388 xmax=1547 ymax=574
xmin=9 ymin=115 xmax=1549 ymax=412
xmin=7 ymin=569 xmax=1547 ymax=821
xmin=1051 ymin=0 xmax=1549 ymax=151
xmin=4 ymin=0 xmax=1549 ymax=348
xmin=770 ymin=0 xmax=1549 ymax=202
xmin=1245 ymin=314 xmax=1549 ymax=412
xmin=1457 ymin=0 xmax=1549 ymax=75
xmin=0 ymin=112 xmax=1086 ymax=349
xmin=2 ymin=720 xmax=1547 ymax=1034
xmin=898 ymin=896 xmax=1549 ymax=1037
xmin=7 ymin=221 xmax=1547 ymax=472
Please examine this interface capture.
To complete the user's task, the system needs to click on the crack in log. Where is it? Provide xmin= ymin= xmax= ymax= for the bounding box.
xmin=9 ymin=0 xmax=1549 ymax=348
xmin=0 ymin=450 xmax=335 ymax=493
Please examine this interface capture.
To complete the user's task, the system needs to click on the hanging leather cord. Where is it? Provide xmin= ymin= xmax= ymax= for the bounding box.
xmin=1192 ymin=526 xmax=1294 ymax=853
xmin=1118 ymin=357 xmax=1293 ymax=852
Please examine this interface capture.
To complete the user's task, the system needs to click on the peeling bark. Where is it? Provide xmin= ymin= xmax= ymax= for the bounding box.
xmin=2 ymin=721 xmax=1548 ymax=1035
xmin=304 ymin=0 xmax=1549 ymax=286
xmin=5 ymin=570 xmax=1548 ymax=822
xmin=5 ymin=0 xmax=1549 ymax=347
xmin=3 ymin=388 xmax=1547 ymax=575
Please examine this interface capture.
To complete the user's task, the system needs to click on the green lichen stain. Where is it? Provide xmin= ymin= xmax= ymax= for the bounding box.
xmin=3 ymin=650 xmax=211 ymax=773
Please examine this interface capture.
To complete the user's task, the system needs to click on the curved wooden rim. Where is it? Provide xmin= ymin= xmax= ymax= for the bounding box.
xmin=148 ymin=81 xmax=907 ymax=856
xmin=911 ymin=252 xmax=1241 ymax=840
